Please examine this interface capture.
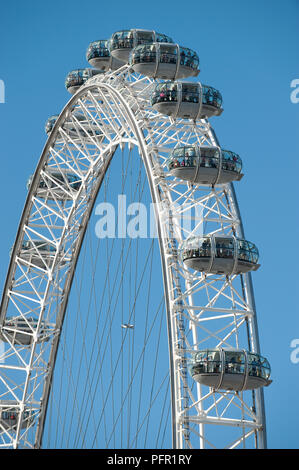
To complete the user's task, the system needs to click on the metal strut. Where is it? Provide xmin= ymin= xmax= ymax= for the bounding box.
xmin=160 ymin=186 xmax=190 ymax=447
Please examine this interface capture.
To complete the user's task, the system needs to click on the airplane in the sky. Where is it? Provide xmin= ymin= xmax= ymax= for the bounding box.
xmin=121 ymin=323 xmax=134 ymax=329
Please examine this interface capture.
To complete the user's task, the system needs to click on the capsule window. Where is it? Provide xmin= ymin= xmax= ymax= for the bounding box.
xmin=131 ymin=44 xmax=156 ymax=64
xmin=222 ymin=150 xmax=242 ymax=174
xmin=185 ymin=147 xmax=197 ymax=158
xmin=194 ymin=350 xmax=207 ymax=362
xmin=259 ymin=357 xmax=271 ymax=380
xmin=119 ymin=30 xmax=133 ymax=48
xmin=247 ymin=353 xmax=263 ymax=378
xmin=155 ymin=32 xmax=173 ymax=43
xmin=202 ymin=86 xmax=222 ymax=108
xmin=215 ymin=238 xmax=234 ymax=259
xmin=45 ymin=115 xmax=58 ymax=134
xmin=224 ymin=351 xmax=246 ymax=374
xmin=81 ymin=69 xmax=90 ymax=81
xmin=172 ymin=147 xmax=185 ymax=159
xmin=136 ymin=31 xmax=154 ymax=46
xmin=199 ymin=147 xmax=219 ymax=169
xmin=193 ymin=349 xmax=222 ymax=374
xmin=152 ymin=83 xmax=178 ymax=104
xmin=65 ymin=69 xmax=98 ymax=90
xmin=22 ymin=241 xmax=56 ymax=253
xmin=66 ymin=71 xmax=79 ymax=87
xmin=99 ymin=41 xmax=109 ymax=57
xmin=182 ymin=237 xmax=211 ymax=260
xmin=159 ymin=44 xmax=177 ymax=64
xmin=2 ymin=411 xmax=16 ymax=420
xmin=206 ymin=350 xmax=222 ymax=373
xmin=181 ymin=84 xmax=199 ymax=103
xmin=169 ymin=148 xmax=184 ymax=169
xmin=169 ymin=146 xmax=197 ymax=169
xmin=87 ymin=41 xmax=110 ymax=60
xmin=192 ymin=350 xmax=208 ymax=374
xmin=198 ymin=237 xmax=212 ymax=257
xmin=237 ymin=240 xmax=259 ymax=264
xmin=180 ymin=47 xmax=199 ymax=70
xmin=183 ymin=147 xmax=198 ymax=166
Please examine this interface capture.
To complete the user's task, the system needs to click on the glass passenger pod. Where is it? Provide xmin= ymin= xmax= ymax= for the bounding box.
xmin=189 ymin=349 xmax=271 ymax=391
xmin=0 ymin=401 xmax=34 ymax=430
xmin=151 ymin=82 xmax=223 ymax=120
xmin=86 ymin=40 xmax=123 ymax=71
xmin=1 ymin=317 xmax=50 ymax=345
xmin=27 ymin=168 xmax=82 ymax=200
xmin=19 ymin=240 xmax=66 ymax=269
xmin=65 ymin=68 xmax=103 ymax=94
xmin=45 ymin=114 xmax=59 ymax=135
xmin=129 ymin=43 xmax=199 ymax=80
xmin=64 ymin=111 xmax=103 ymax=139
xmin=109 ymin=29 xmax=173 ymax=63
xmin=45 ymin=112 xmax=103 ymax=140
xmin=180 ymin=235 xmax=260 ymax=274
xmin=167 ymin=146 xmax=243 ymax=185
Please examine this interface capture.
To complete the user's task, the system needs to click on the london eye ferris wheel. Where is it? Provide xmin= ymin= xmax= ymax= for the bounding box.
xmin=0 ymin=28 xmax=272 ymax=449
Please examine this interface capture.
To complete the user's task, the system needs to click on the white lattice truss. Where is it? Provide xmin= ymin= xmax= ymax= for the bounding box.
xmin=0 ymin=64 xmax=266 ymax=449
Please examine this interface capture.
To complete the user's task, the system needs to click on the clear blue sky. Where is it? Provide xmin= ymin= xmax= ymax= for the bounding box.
xmin=0 ymin=0 xmax=298 ymax=448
